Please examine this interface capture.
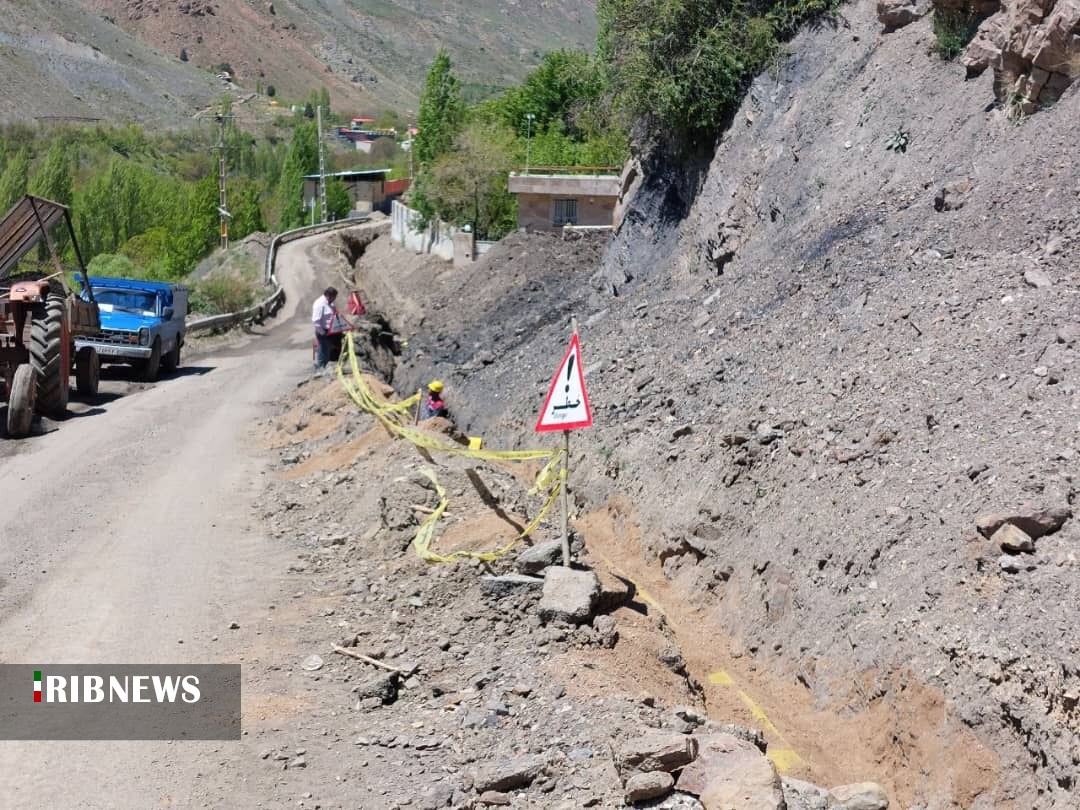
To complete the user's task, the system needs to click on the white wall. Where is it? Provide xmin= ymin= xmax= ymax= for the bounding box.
xmin=390 ymin=200 xmax=455 ymax=261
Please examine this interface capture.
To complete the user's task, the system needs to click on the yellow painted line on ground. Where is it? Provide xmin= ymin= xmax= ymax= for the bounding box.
xmin=587 ymin=552 xmax=807 ymax=773
xmin=707 ymin=670 xmax=735 ymax=687
xmin=709 ymin=669 xmax=807 ymax=773
xmin=591 ymin=549 xmax=665 ymax=616
xmin=767 ymin=748 xmax=804 ymax=772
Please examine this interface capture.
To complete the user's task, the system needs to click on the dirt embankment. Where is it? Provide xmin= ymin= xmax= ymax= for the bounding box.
xmin=343 ymin=4 xmax=1079 ymax=807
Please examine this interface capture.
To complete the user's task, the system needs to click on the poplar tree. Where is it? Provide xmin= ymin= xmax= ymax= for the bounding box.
xmin=414 ymin=50 xmax=464 ymax=167
xmin=29 ymin=140 xmax=74 ymax=256
xmin=0 ymin=147 xmax=30 ymax=212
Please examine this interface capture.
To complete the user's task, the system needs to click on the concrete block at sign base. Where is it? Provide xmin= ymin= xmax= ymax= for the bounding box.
xmin=539 ymin=566 xmax=600 ymax=624
xmin=480 ymin=574 xmax=545 ymax=599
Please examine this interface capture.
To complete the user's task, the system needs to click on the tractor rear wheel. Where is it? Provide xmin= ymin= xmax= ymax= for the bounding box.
xmin=75 ymin=346 xmax=100 ymax=396
xmin=30 ymin=292 xmax=70 ymax=418
xmin=6 ymin=364 xmax=35 ymax=438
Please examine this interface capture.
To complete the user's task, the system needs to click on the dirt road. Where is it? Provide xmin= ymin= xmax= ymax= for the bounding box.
xmin=0 ymin=230 xmax=353 ymax=807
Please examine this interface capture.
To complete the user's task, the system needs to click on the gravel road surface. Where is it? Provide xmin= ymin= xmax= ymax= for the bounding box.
xmin=0 ymin=229 xmax=351 ymax=807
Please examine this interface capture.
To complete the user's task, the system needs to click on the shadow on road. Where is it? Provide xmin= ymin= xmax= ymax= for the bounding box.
xmin=98 ymin=364 xmax=216 ymax=383
xmin=1 ymin=366 xmax=219 ymax=445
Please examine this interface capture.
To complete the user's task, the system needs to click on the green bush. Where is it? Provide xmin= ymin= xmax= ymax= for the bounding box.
xmin=86 ymin=253 xmax=140 ymax=279
xmin=190 ymin=274 xmax=258 ymax=316
xmin=598 ymin=0 xmax=841 ymax=143
xmin=932 ymin=8 xmax=980 ymax=60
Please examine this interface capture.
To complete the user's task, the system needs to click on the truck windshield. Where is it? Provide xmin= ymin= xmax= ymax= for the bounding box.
xmin=95 ymin=290 xmax=158 ymax=317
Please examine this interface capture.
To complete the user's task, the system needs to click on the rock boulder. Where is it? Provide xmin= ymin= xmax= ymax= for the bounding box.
xmin=626 ymin=771 xmax=677 ymax=803
xmin=617 ymin=730 xmax=699 ymax=777
xmin=539 ymin=566 xmax=600 ymax=624
xmin=976 ymin=503 xmax=1071 ymax=539
xmin=877 ymin=0 xmax=929 ymax=30
xmin=957 ymin=0 xmax=1080 ymax=114
xmin=676 ymin=733 xmax=784 ymax=810
xmin=828 ymin=781 xmax=890 ymax=809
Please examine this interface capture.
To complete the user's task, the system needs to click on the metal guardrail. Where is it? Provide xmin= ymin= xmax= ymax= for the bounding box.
xmin=185 ymin=218 xmax=370 ymax=335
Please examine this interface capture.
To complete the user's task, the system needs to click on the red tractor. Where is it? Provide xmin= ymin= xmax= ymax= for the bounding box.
xmin=0 ymin=195 xmax=102 ymax=438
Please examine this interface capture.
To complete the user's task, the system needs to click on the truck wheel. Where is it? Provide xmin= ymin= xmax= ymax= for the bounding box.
xmin=30 ymin=292 xmax=70 ymax=418
xmin=161 ymin=341 xmax=181 ymax=373
xmin=139 ymin=337 xmax=161 ymax=382
xmin=75 ymin=346 xmax=100 ymax=396
xmin=6 ymin=364 xmax=36 ymax=438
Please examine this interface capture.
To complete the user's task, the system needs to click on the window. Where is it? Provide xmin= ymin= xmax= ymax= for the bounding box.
xmin=553 ymin=199 xmax=578 ymax=227
xmin=94 ymin=290 xmax=158 ymax=317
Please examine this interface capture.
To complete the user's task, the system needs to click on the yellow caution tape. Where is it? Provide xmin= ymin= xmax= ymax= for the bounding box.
xmin=411 ymin=467 xmax=564 ymax=563
xmin=336 ymin=332 xmax=563 ymax=562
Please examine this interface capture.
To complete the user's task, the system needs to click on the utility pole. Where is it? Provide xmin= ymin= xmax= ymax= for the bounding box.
xmin=317 ymin=105 xmax=328 ymax=224
xmin=524 ymin=113 xmax=535 ymax=175
xmin=214 ymin=112 xmax=234 ymax=249
xmin=408 ymin=129 xmax=414 ymax=180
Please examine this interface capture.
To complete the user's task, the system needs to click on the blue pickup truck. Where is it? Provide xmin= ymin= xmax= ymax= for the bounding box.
xmin=75 ymin=277 xmax=188 ymax=382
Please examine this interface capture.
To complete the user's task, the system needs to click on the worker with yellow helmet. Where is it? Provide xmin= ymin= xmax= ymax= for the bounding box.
xmin=420 ymin=380 xmax=448 ymax=420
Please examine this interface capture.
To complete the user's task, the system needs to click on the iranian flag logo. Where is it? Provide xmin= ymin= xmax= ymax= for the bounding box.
xmin=34 ymin=670 xmax=42 ymax=703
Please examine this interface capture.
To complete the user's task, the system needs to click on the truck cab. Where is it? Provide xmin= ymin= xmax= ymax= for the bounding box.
xmin=75 ymin=277 xmax=188 ymax=382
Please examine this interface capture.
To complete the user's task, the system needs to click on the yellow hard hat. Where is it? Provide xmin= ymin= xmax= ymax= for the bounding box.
xmin=428 ymin=380 xmax=444 ymax=393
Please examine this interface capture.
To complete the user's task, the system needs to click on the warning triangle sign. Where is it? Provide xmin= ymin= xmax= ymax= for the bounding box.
xmin=535 ymin=333 xmax=593 ymax=432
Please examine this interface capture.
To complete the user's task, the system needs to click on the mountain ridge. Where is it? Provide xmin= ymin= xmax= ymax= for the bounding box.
xmin=1 ymin=0 xmax=597 ymax=125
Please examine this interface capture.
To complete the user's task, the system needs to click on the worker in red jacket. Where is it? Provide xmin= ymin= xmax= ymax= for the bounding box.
xmin=420 ymin=380 xmax=447 ymax=419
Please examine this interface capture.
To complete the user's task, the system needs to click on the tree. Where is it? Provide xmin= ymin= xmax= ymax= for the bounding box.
xmin=414 ymin=122 xmax=517 ymax=240
xmin=325 ymin=178 xmax=352 ymax=220
xmin=596 ymin=0 xmax=839 ymax=141
xmin=29 ymin=140 xmax=73 ymax=205
xmin=496 ymin=50 xmax=604 ymax=138
xmin=0 ymin=147 xmax=30 ymax=212
xmin=228 ymin=178 xmax=266 ymax=239
xmin=267 ymin=85 xmax=276 ymax=98
xmin=180 ymin=47 xmax=189 ymax=62
xmin=162 ymin=177 xmax=217 ymax=278
xmin=120 ymin=227 xmax=170 ymax=278
xmin=373 ymin=109 xmax=404 ymax=132
xmin=86 ymin=253 xmax=140 ymax=279
xmin=303 ymin=102 xmax=315 ymax=119
xmin=29 ymin=140 xmax=74 ymax=257
xmin=414 ymin=50 xmax=464 ymax=166
xmin=276 ymin=122 xmax=318 ymax=228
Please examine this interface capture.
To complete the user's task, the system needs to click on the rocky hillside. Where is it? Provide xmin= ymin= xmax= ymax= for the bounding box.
xmin=73 ymin=0 xmax=596 ymax=115
xmin=0 ymin=0 xmax=221 ymax=126
xmin=345 ymin=1 xmax=1079 ymax=807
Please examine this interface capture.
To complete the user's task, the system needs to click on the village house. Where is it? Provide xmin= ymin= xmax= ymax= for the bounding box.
xmin=507 ymin=169 xmax=621 ymax=231
xmin=303 ymin=169 xmax=390 ymax=215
